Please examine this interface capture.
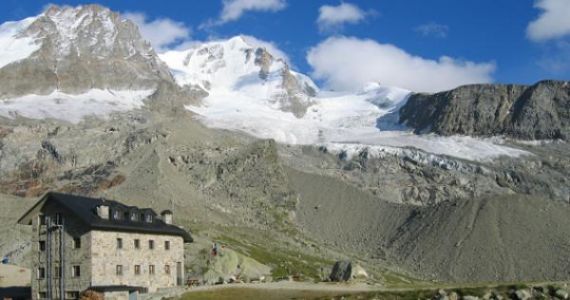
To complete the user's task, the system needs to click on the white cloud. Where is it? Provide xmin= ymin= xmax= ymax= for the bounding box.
xmin=205 ymin=0 xmax=286 ymax=26
xmin=317 ymin=2 xmax=371 ymax=32
xmin=527 ymin=0 xmax=570 ymax=42
xmin=306 ymin=37 xmax=495 ymax=93
xmin=123 ymin=12 xmax=191 ymax=52
xmin=241 ymin=35 xmax=290 ymax=63
xmin=415 ymin=22 xmax=449 ymax=38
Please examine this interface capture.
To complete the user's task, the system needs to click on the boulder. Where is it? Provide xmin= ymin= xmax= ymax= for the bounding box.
xmin=514 ymin=289 xmax=532 ymax=300
xmin=329 ymin=261 xmax=352 ymax=282
xmin=556 ymin=289 xmax=569 ymax=300
xmin=328 ymin=261 xmax=368 ymax=282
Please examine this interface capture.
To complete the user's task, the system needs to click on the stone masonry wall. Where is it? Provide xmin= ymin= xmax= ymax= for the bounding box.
xmin=90 ymin=230 xmax=184 ymax=293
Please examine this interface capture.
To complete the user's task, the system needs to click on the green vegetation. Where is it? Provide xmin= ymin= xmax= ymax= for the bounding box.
xmin=217 ymin=234 xmax=333 ymax=281
xmin=175 ymin=282 xmax=570 ymax=300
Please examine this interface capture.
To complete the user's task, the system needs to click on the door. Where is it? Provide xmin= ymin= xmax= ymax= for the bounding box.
xmin=176 ymin=262 xmax=183 ymax=286
xmin=128 ymin=290 xmax=138 ymax=300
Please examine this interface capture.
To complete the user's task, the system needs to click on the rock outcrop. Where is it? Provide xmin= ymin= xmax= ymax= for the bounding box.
xmin=399 ymin=80 xmax=570 ymax=140
xmin=0 ymin=4 xmax=173 ymax=98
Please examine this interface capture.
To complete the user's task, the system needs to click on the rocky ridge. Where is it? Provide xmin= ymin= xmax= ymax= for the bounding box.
xmin=400 ymin=80 xmax=570 ymax=140
xmin=0 ymin=4 xmax=173 ymax=98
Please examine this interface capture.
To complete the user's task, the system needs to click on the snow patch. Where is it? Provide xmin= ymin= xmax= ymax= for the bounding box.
xmin=0 ymin=17 xmax=40 ymax=68
xmin=0 ymin=89 xmax=154 ymax=123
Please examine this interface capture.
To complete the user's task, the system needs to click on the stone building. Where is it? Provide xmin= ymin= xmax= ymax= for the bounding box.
xmin=17 ymin=192 xmax=193 ymax=300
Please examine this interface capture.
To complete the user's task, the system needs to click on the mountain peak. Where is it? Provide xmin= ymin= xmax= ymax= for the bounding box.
xmin=0 ymin=4 xmax=172 ymax=98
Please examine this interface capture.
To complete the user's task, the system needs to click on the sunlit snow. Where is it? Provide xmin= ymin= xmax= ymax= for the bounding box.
xmin=161 ymin=37 xmax=529 ymax=162
xmin=0 ymin=17 xmax=39 ymax=68
xmin=0 ymin=89 xmax=154 ymax=123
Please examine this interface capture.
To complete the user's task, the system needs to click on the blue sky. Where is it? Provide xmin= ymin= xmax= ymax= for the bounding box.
xmin=1 ymin=0 xmax=569 ymax=92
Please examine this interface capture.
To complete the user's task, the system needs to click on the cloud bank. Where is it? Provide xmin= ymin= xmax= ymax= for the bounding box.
xmin=307 ymin=37 xmax=495 ymax=93
xmin=317 ymin=2 xmax=371 ymax=32
xmin=415 ymin=22 xmax=449 ymax=38
xmin=124 ymin=12 xmax=191 ymax=52
xmin=527 ymin=0 xmax=570 ymax=41
xmin=202 ymin=0 xmax=286 ymax=27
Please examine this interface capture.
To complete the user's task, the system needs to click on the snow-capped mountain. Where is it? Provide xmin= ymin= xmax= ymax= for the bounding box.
xmin=0 ymin=5 xmax=528 ymax=161
xmin=160 ymin=39 xmax=527 ymax=161
xmin=0 ymin=4 xmax=172 ymax=122
xmin=160 ymin=36 xmax=317 ymax=117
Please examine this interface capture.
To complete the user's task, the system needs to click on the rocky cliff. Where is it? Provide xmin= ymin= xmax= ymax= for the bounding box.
xmin=399 ymin=80 xmax=570 ymax=140
xmin=0 ymin=4 xmax=173 ymax=98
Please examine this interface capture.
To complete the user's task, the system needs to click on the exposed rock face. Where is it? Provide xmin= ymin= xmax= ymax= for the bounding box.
xmin=159 ymin=36 xmax=317 ymax=117
xmin=329 ymin=261 xmax=352 ymax=282
xmin=399 ymin=80 xmax=570 ymax=140
xmin=0 ymin=4 xmax=173 ymax=98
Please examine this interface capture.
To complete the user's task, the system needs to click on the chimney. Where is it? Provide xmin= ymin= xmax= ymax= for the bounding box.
xmin=97 ymin=205 xmax=110 ymax=220
xmin=161 ymin=210 xmax=173 ymax=225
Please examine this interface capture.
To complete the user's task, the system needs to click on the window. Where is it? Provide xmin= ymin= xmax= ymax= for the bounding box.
xmin=54 ymin=213 xmax=63 ymax=225
xmin=131 ymin=212 xmax=138 ymax=221
xmin=39 ymin=215 xmax=47 ymax=226
xmin=123 ymin=212 xmax=129 ymax=220
xmin=54 ymin=265 xmax=62 ymax=278
xmin=134 ymin=239 xmax=140 ymax=249
xmin=66 ymin=291 xmax=80 ymax=299
xmin=149 ymin=240 xmax=154 ymax=250
xmin=112 ymin=210 xmax=120 ymax=220
xmin=72 ymin=265 xmax=80 ymax=277
xmin=73 ymin=237 xmax=81 ymax=249
xmin=165 ymin=240 xmax=170 ymax=250
xmin=149 ymin=265 xmax=155 ymax=275
xmin=145 ymin=214 xmax=153 ymax=223
xmin=116 ymin=238 xmax=123 ymax=249
xmin=39 ymin=241 xmax=46 ymax=252
xmin=37 ymin=267 xmax=45 ymax=279
xmin=116 ymin=265 xmax=123 ymax=276
xmin=38 ymin=292 xmax=47 ymax=299
xmin=165 ymin=264 xmax=170 ymax=275
xmin=134 ymin=265 xmax=141 ymax=275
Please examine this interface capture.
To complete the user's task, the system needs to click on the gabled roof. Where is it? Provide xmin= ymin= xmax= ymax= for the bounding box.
xmin=18 ymin=192 xmax=193 ymax=243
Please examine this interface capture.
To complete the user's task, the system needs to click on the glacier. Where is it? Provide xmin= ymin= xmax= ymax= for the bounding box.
xmin=160 ymin=36 xmax=530 ymax=162
xmin=0 ymin=89 xmax=155 ymax=123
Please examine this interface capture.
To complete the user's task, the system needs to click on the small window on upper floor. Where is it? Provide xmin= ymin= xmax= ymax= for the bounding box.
xmin=54 ymin=213 xmax=63 ymax=225
xmin=117 ymin=238 xmax=123 ymax=249
xmin=39 ymin=241 xmax=46 ymax=252
xmin=73 ymin=237 xmax=81 ymax=249
xmin=72 ymin=265 xmax=80 ymax=277
xmin=39 ymin=215 xmax=47 ymax=226
xmin=112 ymin=210 xmax=121 ymax=220
xmin=116 ymin=265 xmax=123 ymax=276
xmin=131 ymin=212 xmax=138 ymax=222
xmin=149 ymin=265 xmax=155 ymax=275
xmin=38 ymin=292 xmax=47 ymax=299
xmin=145 ymin=214 xmax=153 ymax=223
xmin=37 ymin=267 xmax=45 ymax=279
xmin=164 ymin=264 xmax=170 ymax=275
xmin=165 ymin=240 xmax=170 ymax=250
xmin=134 ymin=239 xmax=140 ymax=249
xmin=149 ymin=240 xmax=154 ymax=250
xmin=134 ymin=265 xmax=141 ymax=275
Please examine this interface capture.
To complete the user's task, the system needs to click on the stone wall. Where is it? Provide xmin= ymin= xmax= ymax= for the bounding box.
xmin=32 ymin=202 xmax=92 ymax=300
xmin=90 ymin=230 xmax=184 ymax=293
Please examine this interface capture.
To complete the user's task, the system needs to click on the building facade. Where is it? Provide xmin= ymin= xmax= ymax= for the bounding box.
xmin=18 ymin=192 xmax=192 ymax=300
